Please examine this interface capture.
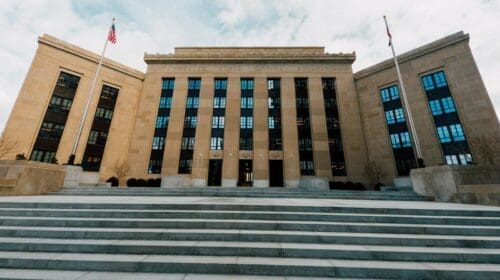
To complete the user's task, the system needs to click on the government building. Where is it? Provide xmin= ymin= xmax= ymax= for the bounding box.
xmin=1 ymin=31 xmax=499 ymax=188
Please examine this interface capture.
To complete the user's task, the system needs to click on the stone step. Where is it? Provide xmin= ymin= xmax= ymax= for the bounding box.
xmin=0 ymin=269 xmax=350 ymax=280
xmin=0 ymin=237 xmax=498 ymax=264
xmin=1 ymin=226 xmax=499 ymax=248
xmin=1 ymin=208 xmax=498 ymax=226
xmin=1 ymin=202 xmax=498 ymax=217
xmin=0 ymin=251 xmax=499 ymax=279
xmin=1 ymin=216 xmax=498 ymax=236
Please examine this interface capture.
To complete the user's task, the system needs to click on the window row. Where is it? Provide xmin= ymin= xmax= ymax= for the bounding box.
xmin=268 ymin=117 xmax=281 ymax=129
xmin=162 ymin=79 xmax=175 ymax=90
xmin=181 ymin=137 xmax=195 ymax=150
xmin=159 ymin=97 xmax=173 ymax=108
xmin=212 ymin=116 xmax=225 ymax=128
xmin=152 ymin=136 xmax=165 ymax=150
xmin=184 ymin=116 xmax=197 ymax=128
xmin=213 ymin=97 xmax=226 ymax=108
xmin=210 ymin=137 xmax=223 ymax=150
xmin=390 ymin=132 xmax=412 ymax=148
xmin=156 ymin=116 xmax=169 ymax=128
xmin=436 ymin=124 xmax=465 ymax=143
xmin=446 ymin=153 xmax=472 ymax=166
xmin=186 ymin=97 xmax=199 ymax=108
xmin=30 ymin=150 xmax=56 ymax=163
xmin=429 ymin=97 xmax=456 ymax=116
xmin=215 ymin=79 xmax=227 ymax=90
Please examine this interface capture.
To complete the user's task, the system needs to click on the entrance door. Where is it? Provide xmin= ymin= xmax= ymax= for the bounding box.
xmin=208 ymin=159 xmax=222 ymax=186
xmin=237 ymin=160 xmax=253 ymax=187
xmin=269 ymin=160 xmax=284 ymax=187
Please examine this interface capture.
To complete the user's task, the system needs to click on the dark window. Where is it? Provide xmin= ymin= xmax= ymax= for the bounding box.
xmin=295 ymin=78 xmax=315 ymax=175
xmin=240 ymin=78 xmax=254 ymax=151
xmin=178 ymin=78 xmax=201 ymax=174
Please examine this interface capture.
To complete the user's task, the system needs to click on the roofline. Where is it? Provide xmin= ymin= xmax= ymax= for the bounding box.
xmin=38 ymin=34 xmax=145 ymax=80
xmin=354 ymin=31 xmax=469 ymax=80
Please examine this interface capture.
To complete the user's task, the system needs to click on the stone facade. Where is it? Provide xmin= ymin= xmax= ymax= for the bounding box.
xmin=1 ymin=32 xmax=498 ymax=188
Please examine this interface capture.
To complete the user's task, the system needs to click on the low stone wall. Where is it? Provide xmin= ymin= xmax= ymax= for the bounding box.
xmin=0 ymin=160 xmax=66 ymax=195
xmin=411 ymin=165 xmax=500 ymax=204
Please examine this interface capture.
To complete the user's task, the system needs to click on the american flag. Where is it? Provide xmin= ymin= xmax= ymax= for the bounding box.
xmin=384 ymin=16 xmax=392 ymax=47
xmin=108 ymin=23 xmax=117 ymax=44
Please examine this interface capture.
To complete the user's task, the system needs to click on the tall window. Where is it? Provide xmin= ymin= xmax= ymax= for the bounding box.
xmin=148 ymin=78 xmax=175 ymax=174
xmin=380 ymin=84 xmax=416 ymax=176
xmin=421 ymin=70 xmax=471 ymax=165
xmin=179 ymin=78 xmax=201 ymax=174
xmin=31 ymin=71 xmax=80 ymax=163
xmin=295 ymin=78 xmax=314 ymax=175
xmin=240 ymin=78 xmax=254 ymax=150
xmin=211 ymin=78 xmax=227 ymax=151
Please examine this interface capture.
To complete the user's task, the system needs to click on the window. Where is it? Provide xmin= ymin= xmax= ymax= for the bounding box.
xmin=184 ymin=116 xmax=197 ymax=128
xmin=459 ymin=153 xmax=472 ymax=165
xmin=30 ymin=150 xmax=44 ymax=162
xmin=449 ymin=124 xmax=465 ymax=141
xmin=215 ymin=79 xmax=227 ymax=90
xmin=394 ymin=108 xmax=405 ymax=123
xmin=446 ymin=155 xmax=459 ymax=165
xmin=324 ymin=97 xmax=336 ymax=109
xmin=299 ymin=160 xmax=314 ymax=175
xmin=95 ymin=107 xmax=113 ymax=120
xmin=268 ymin=80 xmax=274 ymax=90
xmin=49 ymin=96 xmax=72 ymax=111
xmin=429 ymin=100 xmax=443 ymax=115
xmin=181 ymin=137 xmax=195 ymax=150
xmin=433 ymin=71 xmax=447 ymax=88
xmin=296 ymin=97 xmax=309 ymax=108
xmin=385 ymin=111 xmax=395 ymax=125
xmin=268 ymin=97 xmax=280 ymax=109
xmin=268 ymin=117 xmax=280 ymax=129
xmin=101 ymin=85 xmax=119 ymax=102
xmin=186 ymin=97 xmax=199 ymax=108
xmin=179 ymin=159 xmax=193 ymax=173
xmin=241 ymin=79 xmax=254 ymax=90
xmin=156 ymin=116 xmax=169 ymax=128
xmin=389 ymin=86 xmax=400 ymax=100
xmin=160 ymin=97 xmax=173 ymax=108
xmin=241 ymin=97 xmax=253 ymax=109
xmin=422 ymin=75 xmax=435 ymax=91
xmin=162 ymin=79 xmax=175 ymax=90
xmin=213 ymin=97 xmax=226 ymax=108
xmin=400 ymin=132 xmax=412 ymax=147
xmin=240 ymin=116 xmax=253 ymax=129
xmin=441 ymin=97 xmax=456 ymax=113
xmin=326 ymin=116 xmax=340 ymax=129
xmin=188 ymin=79 xmax=201 ymax=90
xmin=212 ymin=116 xmax=225 ymax=128
xmin=380 ymin=88 xmax=390 ymax=102
xmin=390 ymin=134 xmax=401 ymax=148
xmin=297 ymin=116 xmax=310 ymax=128
xmin=148 ymin=159 xmax=162 ymax=174
xmin=152 ymin=137 xmax=165 ymax=150
xmin=88 ymin=130 xmax=99 ymax=144
xmin=210 ymin=137 xmax=223 ymax=150
xmin=39 ymin=122 xmax=64 ymax=138
xmin=298 ymin=138 xmax=313 ymax=151
xmin=239 ymin=137 xmax=253 ymax=150
xmin=57 ymin=72 xmax=80 ymax=89
xmin=437 ymin=126 xmax=452 ymax=143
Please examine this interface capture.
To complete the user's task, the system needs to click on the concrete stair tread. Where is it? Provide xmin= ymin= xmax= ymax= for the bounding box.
xmin=0 ymin=269 xmax=364 ymax=280
xmin=2 ymin=215 xmax=499 ymax=230
xmin=1 ymin=237 xmax=499 ymax=255
xmin=1 ymin=251 xmax=500 ymax=271
xmin=2 ymin=225 xmax=499 ymax=241
xmin=2 ymin=207 xmax=499 ymax=220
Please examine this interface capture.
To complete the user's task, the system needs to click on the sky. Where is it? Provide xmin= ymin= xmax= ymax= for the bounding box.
xmin=0 ymin=0 xmax=499 ymax=133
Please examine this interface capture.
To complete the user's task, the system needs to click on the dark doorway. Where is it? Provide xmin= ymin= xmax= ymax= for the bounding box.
xmin=208 ymin=159 xmax=222 ymax=186
xmin=269 ymin=160 xmax=284 ymax=187
xmin=237 ymin=160 xmax=253 ymax=187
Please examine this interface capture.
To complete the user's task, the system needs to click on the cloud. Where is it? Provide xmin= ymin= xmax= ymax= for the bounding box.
xmin=0 ymin=0 xmax=499 ymax=134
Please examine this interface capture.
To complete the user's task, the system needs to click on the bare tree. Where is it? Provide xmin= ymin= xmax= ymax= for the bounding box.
xmin=469 ymin=135 xmax=499 ymax=166
xmin=0 ymin=137 xmax=17 ymax=159
xmin=365 ymin=161 xmax=385 ymax=189
xmin=110 ymin=159 xmax=130 ymax=187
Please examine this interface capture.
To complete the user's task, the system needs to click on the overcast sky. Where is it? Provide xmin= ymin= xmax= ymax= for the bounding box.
xmin=1 ymin=0 xmax=499 ymax=133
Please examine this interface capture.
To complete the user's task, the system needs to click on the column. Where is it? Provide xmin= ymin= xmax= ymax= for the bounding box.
xmin=281 ymin=76 xmax=300 ymax=187
xmin=253 ymin=76 xmax=269 ymax=187
xmin=191 ymin=76 xmax=214 ymax=187
xmin=221 ymin=76 xmax=240 ymax=187
xmin=308 ymin=76 xmax=332 ymax=179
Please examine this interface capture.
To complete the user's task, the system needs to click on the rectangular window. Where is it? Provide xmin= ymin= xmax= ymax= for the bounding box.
xmin=210 ymin=137 xmax=223 ymax=150
xmin=268 ymin=117 xmax=281 ymax=129
xmin=88 ymin=130 xmax=99 ymax=144
xmin=152 ymin=137 xmax=165 ymax=150
xmin=156 ymin=116 xmax=169 ymax=128
xmin=188 ymin=79 xmax=201 ymax=90
xmin=459 ymin=153 xmax=472 ymax=165
xmin=179 ymin=159 xmax=193 ymax=173
xmin=268 ymin=79 xmax=274 ymax=90
xmin=433 ymin=71 xmax=448 ymax=88
xmin=389 ymin=86 xmax=400 ymax=100
xmin=268 ymin=97 xmax=280 ymax=109
xmin=241 ymin=97 xmax=253 ymax=109
xmin=298 ymin=138 xmax=313 ymax=151
xmin=160 ymin=97 xmax=173 ymax=108
xmin=449 ymin=124 xmax=465 ymax=141
xmin=394 ymin=108 xmax=405 ymax=123
xmin=186 ymin=97 xmax=199 ymax=108
xmin=212 ymin=116 xmax=225 ymax=128
xmin=441 ymin=97 xmax=456 ymax=113
xmin=240 ymin=116 xmax=253 ymax=129
xmin=184 ymin=116 xmax=197 ymax=128
xmin=162 ymin=79 xmax=175 ymax=90
xmin=400 ymin=132 xmax=412 ymax=147
xmin=437 ymin=126 xmax=452 ymax=143
xmin=296 ymin=97 xmax=309 ymax=108
xmin=241 ymin=79 xmax=254 ymax=90
xmin=380 ymin=88 xmax=390 ymax=102
xmin=299 ymin=160 xmax=314 ymax=174
xmin=181 ymin=137 xmax=195 ymax=150
xmin=215 ymin=79 xmax=227 ymax=90
xmin=239 ymin=137 xmax=253 ymax=150
xmin=422 ymin=75 xmax=435 ymax=91
xmin=95 ymin=107 xmax=113 ymax=120
xmin=213 ymin=97 xmax=226 ymax=108
xmin=446 ymin=155 xmax=459 ymax=165
xmin=390 ymin=134 xmax=401 ymax=148
xmin=385 ymin=111 xmax=395 ymax=125
xmin=429 ymin=100 xmax=443 ymax=115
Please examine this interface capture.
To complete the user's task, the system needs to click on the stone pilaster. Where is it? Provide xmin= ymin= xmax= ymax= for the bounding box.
xmin=281 ymin=76 xmax=300 ymax=188
xmin=221 ymin=76 xmax=241 ymax=187
xmin=253 ymin=76 xmax=269 ymax=187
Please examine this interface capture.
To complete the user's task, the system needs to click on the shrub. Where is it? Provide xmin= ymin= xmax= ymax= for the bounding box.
xmin=353 ymin=182 xmax=365 ymax=190
xmin=147 ymin=178 xmax=161 ymax=187
xmin=50 ymin=157 xmax=58 ymax=164
xmin=106 ymin=177 xmax=119 ymax=187
xmin=127 ymin=178 xmax=138 ymax=187
xmin=137 ymin=179 xmax=147 ymax=186
xmin=15 ymin=153 xmax=26 ymax=160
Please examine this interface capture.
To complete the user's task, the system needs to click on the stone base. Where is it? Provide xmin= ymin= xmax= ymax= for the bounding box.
xmin=0 ymin=160 xmax=66 ymax=195
xmin=63 ymin=165 xmax=82 ymax=188
xmin=298 ymin=176 xmax=329 ymax=191
xmin=285 ymin=180 xmax=299 ymax=188
xmin=191 ymin=178 xmax=207 ymax=187
xmin=221 ymin=179 xmax=237 ymax=188
xmin=253 ymin=179 xmax=269 ymax=188
xmin=411 ymin=165 xmax=500 ymax=202
xmin=161 ymin=175 xmax=192 ymax=188
xmin=450 ymin=184 xmax=500 ymax=206
xmin=80 ymin=171 xmax=100 ymax=186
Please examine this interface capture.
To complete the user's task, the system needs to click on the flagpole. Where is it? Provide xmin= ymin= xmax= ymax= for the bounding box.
xmin=68 ymin=18 xmax=115 ymax=164
xmin=383 ymin=16 xmax=425 ymax=168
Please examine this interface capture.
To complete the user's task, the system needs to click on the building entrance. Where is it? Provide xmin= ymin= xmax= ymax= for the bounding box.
xmin=269 ymin=160 xmax=284 ymax=187
xmin=237 ymin=160 xmax=253 ymax=187
xmin=207 ymin=159 xmax=222 ymax=186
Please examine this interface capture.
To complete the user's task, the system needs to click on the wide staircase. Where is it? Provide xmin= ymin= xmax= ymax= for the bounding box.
xmin=0 ymin=187 xmax=498 ymax=279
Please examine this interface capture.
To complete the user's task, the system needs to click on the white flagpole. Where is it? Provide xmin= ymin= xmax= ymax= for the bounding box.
xmin=68 ymin=18 xmax=115 ymax=164
xmin=383 ymin=16 xmax=424 ymax=168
